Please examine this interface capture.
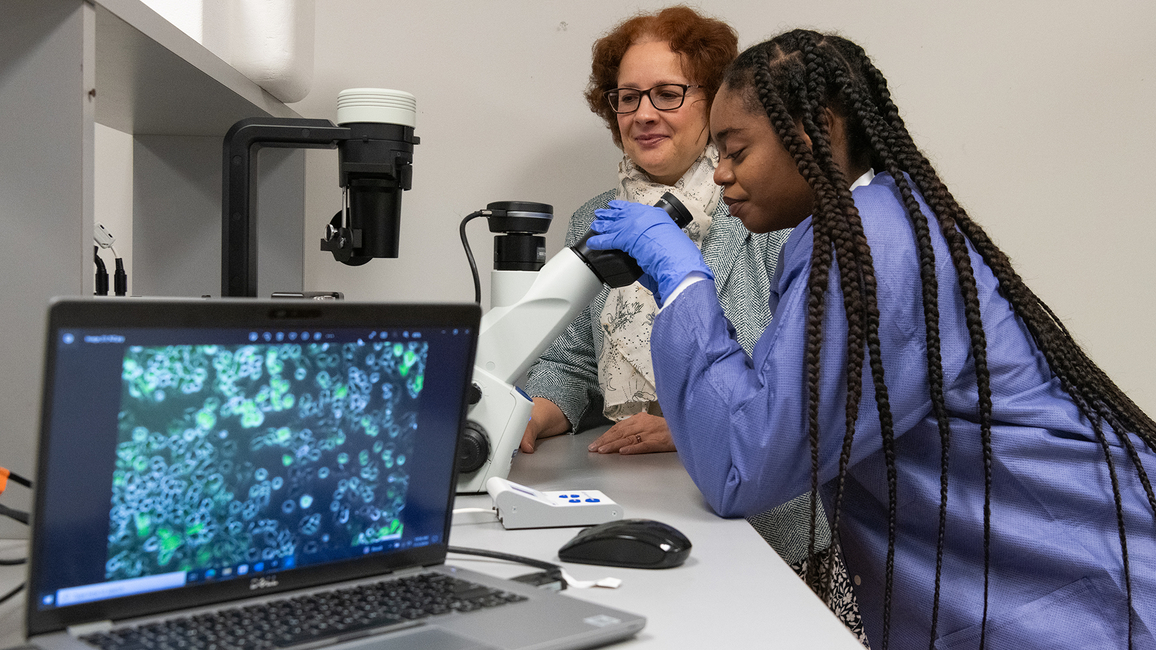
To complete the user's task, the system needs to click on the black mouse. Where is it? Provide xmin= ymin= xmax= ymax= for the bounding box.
xmin=558 ymin=518 xmax=691 ymax=569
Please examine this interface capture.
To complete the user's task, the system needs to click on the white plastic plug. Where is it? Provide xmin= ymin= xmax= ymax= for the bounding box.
xmin=94 ymin=223 xmax=115 ymax=249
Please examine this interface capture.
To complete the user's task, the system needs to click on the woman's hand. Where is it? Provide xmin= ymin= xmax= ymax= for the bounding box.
xmin=588 ymin=412 xmax=676 ymax=454
xmin=519 ymin=397 xmax=571 ymax=454
xmin=589 ymin=200 xmax=712 ymax=304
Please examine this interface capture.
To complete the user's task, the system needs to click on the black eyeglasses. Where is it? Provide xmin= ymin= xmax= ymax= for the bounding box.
xmin=606 ymin=84 xmax=700 ymax=114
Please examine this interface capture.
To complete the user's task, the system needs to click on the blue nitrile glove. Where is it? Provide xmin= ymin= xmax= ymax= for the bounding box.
xmin=589 ymin=200 xmax=712 ymax=306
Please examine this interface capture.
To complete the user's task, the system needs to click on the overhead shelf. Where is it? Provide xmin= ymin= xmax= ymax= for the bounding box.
xmin=95 ymin=0 xmax=301 ymax=136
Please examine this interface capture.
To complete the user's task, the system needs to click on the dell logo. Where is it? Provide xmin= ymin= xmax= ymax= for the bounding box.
xmin=249 ymin=576 xmax=279 ymax=590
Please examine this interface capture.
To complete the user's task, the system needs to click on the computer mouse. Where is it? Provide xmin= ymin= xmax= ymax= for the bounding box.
xmin=557 ymin=518 xmax=691 ymax=569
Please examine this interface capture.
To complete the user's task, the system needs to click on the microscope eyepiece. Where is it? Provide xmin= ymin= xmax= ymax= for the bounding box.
xmin=571 ymin=192 xmax=692 ymax=288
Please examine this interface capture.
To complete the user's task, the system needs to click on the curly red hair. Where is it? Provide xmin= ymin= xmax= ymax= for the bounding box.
xmin=585 ymin=6 xmax=738 ymax=147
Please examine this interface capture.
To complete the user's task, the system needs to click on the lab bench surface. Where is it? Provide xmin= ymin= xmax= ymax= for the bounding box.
xmin=448 ymin=427 xmax=864 ymax=648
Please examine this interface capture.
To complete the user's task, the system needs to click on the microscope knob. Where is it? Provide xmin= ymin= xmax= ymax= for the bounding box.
xmin=467 ymin=382 xmax=483 ymax=405
xmin=457 ymin=421 xmax=490 ymax=474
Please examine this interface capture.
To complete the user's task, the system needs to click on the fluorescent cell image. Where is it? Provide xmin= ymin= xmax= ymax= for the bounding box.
xmin=106 ymin=340 xmax=428 ymax=580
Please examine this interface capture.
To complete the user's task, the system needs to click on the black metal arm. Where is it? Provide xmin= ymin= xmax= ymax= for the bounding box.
xmin=221 ymin=117 xmax=351 ymax=297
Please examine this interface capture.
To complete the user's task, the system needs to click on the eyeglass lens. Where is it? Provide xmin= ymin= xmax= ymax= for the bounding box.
xmin=609 ymin=84 xmax=688 ymax=113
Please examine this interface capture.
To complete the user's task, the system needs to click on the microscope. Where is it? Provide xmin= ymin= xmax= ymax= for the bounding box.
xmin=221 ymin=88 xmax=419 ymax=297
xmin=455 ymin=194 xmax=691 ymax=493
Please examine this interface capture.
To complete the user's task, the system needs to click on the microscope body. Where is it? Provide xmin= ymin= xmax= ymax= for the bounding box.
xmin=455 ymin=250 xmax=604 ymax=493
xmin=454 ymin=194 xmax=692 ymax=493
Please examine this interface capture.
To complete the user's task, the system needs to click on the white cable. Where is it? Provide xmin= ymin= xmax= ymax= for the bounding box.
xmin=452 ymin=507 xmax=497 ymax=515
xmin=560 ymin=569 xmax=621 ymax=590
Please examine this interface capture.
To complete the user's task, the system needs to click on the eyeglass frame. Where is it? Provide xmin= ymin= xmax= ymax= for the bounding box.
xmin=605 ymin=83 xmax=702 ymax=114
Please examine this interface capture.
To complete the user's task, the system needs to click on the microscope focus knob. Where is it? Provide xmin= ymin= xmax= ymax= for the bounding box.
xmin=457 ymin=421 xmax=490 ymax=475
xmin=467 ymin=382 xmax=483 ymax=405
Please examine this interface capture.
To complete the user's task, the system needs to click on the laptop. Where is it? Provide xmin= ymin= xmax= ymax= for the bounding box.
xmin=25 ymin=298 xmax=645 ymax=650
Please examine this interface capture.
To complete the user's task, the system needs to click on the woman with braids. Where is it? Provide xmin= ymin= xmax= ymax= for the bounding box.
xmin=519 ymin=10 xmax=867 ymax=642
xmin=587 ymin=29 xmax=1156 ymax=650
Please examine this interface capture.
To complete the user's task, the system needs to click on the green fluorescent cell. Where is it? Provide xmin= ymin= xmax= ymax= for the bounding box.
xmin=196 ymin=410 xmax=216 ymax=430
xmin=266 ymin=350 xmax=283 ymax=374
xmin=134 ymin=512 xmax=151 ymax=537
xmin=157 ymin=527 xmax=181 ymax=554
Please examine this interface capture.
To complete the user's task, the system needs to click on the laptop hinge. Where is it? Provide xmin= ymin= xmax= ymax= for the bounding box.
xmin=68 ymin=621 xmax=114 ymax=637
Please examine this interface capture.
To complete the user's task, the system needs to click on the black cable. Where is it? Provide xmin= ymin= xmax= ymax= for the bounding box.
xmin=0 ymin=504 xmax=29 ymax=526
xmin=94 ymin=246 xmax=109 ymax=296
xmin=0 ymin=582 xmax=24 ymax=607
xmin=447 ymin=546 xmax=565 ymax=591
xmin=458 ymin=211 xmax=488 ymax=304
xmin=3 ymin=470 xmax=31 ymax=489
xmin=114 ymin=258 xmax=128 ymax=296
xmin=447 ymin=546 xmax=560 ymax=573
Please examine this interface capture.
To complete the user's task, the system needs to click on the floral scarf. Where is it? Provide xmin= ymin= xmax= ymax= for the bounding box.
xmin=597 ymin=145 xmax=722 ymax=421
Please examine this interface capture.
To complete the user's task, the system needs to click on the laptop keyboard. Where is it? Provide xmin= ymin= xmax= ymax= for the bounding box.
xmin=79 ymin=573 xmax=528 ymax=650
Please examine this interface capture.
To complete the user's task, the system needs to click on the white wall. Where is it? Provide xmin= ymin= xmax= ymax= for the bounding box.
xmin=289 ymin=0 xmax=1156 ymax=414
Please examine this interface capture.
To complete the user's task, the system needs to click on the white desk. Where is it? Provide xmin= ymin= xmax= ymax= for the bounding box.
xmin=0 ymin=428 xmax=863 ymax=649
xmin=449 ymin=428 xmax=864 ymax=648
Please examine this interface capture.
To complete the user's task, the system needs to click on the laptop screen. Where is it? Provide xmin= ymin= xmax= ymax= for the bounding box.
xmin=28 ymin=299 xmax=479 ymax=633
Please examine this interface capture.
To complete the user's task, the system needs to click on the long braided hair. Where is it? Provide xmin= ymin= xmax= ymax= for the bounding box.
xmin=723 ymin=30 xmax=1156 ymax=650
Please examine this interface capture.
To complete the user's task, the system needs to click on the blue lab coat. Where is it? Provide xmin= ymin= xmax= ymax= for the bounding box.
xmin=652 ymin=173 xmax=1156 ymax=648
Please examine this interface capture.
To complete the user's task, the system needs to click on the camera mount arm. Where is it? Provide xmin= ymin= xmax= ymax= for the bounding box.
xmin=222 ymin=117 xmax=352 ymax=297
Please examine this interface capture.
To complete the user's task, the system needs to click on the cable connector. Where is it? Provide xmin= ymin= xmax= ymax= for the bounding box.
xmin=94 ymin=222 xmax=116 ymax=252
xmin=511 ymin=568 xmax=566 ymax=592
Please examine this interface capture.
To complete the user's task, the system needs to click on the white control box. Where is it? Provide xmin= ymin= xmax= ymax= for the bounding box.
xmin=486 ymin=477 xmax=623 ymax=529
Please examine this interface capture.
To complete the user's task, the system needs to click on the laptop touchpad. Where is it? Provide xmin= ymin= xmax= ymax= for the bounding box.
xmin=338 ymin=627 xmax=499 ymax=650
